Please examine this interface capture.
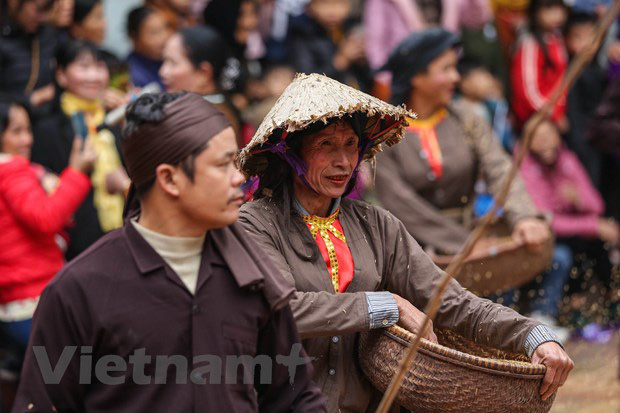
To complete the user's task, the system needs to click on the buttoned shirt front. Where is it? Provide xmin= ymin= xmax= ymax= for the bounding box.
xmin=13 ymin=223 xmax=326 ymax=413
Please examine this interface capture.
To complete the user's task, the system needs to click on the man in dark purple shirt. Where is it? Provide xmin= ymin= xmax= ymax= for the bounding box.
xmin=12 ymin=92 xmax=326 ymax=412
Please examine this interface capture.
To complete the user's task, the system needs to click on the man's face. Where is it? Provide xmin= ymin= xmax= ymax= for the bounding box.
xmin=175 ymin=127 xmax=245 ymax=229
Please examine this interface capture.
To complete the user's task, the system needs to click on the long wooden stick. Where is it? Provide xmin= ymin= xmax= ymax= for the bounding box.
xmin=376 ymin=2 xmax=620 ymax=411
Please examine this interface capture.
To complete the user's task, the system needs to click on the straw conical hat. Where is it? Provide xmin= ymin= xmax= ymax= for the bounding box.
xmin=238 ymin=73 xmax=415 ymax=176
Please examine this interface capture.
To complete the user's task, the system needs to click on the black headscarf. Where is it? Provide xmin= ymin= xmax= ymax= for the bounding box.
xmin=381 ymin=28 xmax=460 ymax=105
xmin=122 ymin=92 xmax=230 ymax=217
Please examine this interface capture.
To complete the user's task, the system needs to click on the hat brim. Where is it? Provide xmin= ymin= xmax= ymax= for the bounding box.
xmin=238 ymin=73 xmax=415 ymax=177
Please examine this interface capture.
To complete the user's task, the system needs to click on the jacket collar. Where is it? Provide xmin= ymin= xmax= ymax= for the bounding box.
xmin=124 ymin=220 xmax=265 ymax=291
xmin=293 ymin=197 xmax=341 ymax=217
xmin=210 ymin=224 xmax=266 ymax=289
xmin=123 ymin=222 xmax=167 ymax=274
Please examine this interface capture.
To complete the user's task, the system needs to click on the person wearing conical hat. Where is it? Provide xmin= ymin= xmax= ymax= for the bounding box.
xmin=238 ymin=73 xmax=573 ymax=412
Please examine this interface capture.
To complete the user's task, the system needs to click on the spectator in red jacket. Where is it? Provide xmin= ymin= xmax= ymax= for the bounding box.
xmin=0 ymin=97 xmax=96 ymax=383
xmin=511 ymin=0 xmax=569 ymax=130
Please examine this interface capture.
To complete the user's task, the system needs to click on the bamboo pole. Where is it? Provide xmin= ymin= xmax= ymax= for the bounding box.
xmin=376 ymin=2 xmax=620 ymax=411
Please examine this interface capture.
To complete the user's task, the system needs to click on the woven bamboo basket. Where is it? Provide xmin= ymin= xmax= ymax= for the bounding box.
xmin=359 ymin=325 xmax=555 ymax=413
xmin=431 ymin=235 xmax=554 ymax=296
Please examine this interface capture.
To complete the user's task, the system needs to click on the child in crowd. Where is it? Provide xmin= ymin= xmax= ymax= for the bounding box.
xmin=520 ymin=119 xmax=619 ymax=327
xmin=56 ymin=41 xmax=128 ymax=248
xmin=126 ymin=6 xmax=171 ymax=89
xmin=457 ymin=57 xmax=516 ymax=152
xmin=511 ymin=0 xmax=569 ymax=130
xmin=242 ymin=65 xmax=295 ymax=132
xmin=288 ymin=0 xmax=372 ymax=91
xmin=0 ymin=97 xmax=95 ymax=411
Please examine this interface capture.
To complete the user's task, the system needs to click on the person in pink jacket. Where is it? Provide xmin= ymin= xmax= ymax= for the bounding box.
xmin=519 ymin=119 xmax=619 ymax=327
xmin=520 ymin=120 xmax=618 ymax=244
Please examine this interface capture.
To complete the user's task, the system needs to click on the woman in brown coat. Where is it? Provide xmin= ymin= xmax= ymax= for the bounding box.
xmin=375 ymin=28 xmax=549 ymax=256
xmin=238 ymin=73 xmax=572 ymax=412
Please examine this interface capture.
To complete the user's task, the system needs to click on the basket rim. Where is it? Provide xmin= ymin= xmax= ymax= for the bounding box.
xmin=431 ymin=236 xmax=554 ymax=266
xmin=385 ymin=325 xmax=546 ymax=379
xmin=431 ymin=236 xmax=517 ymax=266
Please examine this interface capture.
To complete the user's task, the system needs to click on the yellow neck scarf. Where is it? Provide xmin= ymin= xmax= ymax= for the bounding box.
xmin=407 ymin=109 xmax=447 ymax=180
xmin=61 ymin=92 xmax=105 ymax=126
xmin=303 ymin=209 xmax=347 ymax=293
xmin=61 ymin=92 xmax=124 ymax=232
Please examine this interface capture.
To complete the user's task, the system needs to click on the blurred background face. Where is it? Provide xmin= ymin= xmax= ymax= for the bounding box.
xmin=536 ymin=5 xmax=568 ymax=32
xmin=49 ymin=0 xmax=74 ymax=28
xmin=133 ymin=11 xmax=170 ymax=60
xmin=264 ymin=66 xmax=295 ymax=97
xmin=235 ymin=0 xmax=259 ymax=45
xmin=298 ymin=122 xmax=359 ymax=199
xmin=70 ymin=1 xmax=106 ymax=45
xmin=57 ymin=51 xmax=109 ymax=100
xmin=530 ymin=121 xmax=561 ymax=166
xmin=411 ymin=48 xmax=460 ymax=108
xmin=307 ymin=0 xmax=351 ymax=30
xmin=565 ymin=23 xmax=595 ymax=55
xmin=1 ymin=105 xmax=33 ymax=159
xmin=9 ymin=0 xmax=51 ymax=33
xmin=160 ymin=33 xmax=206 ymax=92
xmin=459 ymin=68 xmax=502 ymax=102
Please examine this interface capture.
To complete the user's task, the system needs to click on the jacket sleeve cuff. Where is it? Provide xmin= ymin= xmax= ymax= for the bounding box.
xmin=365 ymin=291 xmax=399 ymax=330
xmin=524 ymin=324 xmax=564 ymax=357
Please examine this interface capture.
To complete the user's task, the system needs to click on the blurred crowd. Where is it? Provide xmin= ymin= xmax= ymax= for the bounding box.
xmin=1 ymin=0 xmax=620 ymax=410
